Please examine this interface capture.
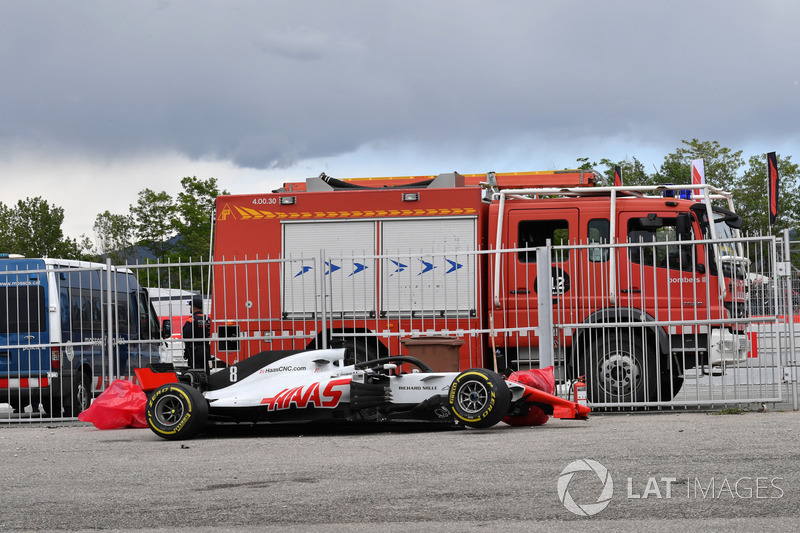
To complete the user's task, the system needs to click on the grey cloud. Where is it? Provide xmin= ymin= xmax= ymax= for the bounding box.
xmin=1 ymin=0 xmax=799 ymax=170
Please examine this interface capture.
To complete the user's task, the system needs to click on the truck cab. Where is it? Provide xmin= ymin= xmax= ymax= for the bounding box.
xmin=486 ymin=181 xmax=749 ymax=404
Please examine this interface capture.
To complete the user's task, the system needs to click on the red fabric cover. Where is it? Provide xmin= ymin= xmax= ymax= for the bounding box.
xmin=78 ymin=379 xmax=148 ymax=429
xmin=502 ymin=367 xmax=556 ymax=426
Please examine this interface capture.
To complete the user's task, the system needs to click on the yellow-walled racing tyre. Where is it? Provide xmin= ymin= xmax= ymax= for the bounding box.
xmin=146 ymin=383 xmax=209 ymax=440
xmin=448 ymin=368 xmax=511 ymax=428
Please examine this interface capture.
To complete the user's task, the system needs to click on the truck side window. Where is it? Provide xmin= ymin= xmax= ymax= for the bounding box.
xmin=115 ymin=300 xmax=131 ymax=334
xmin=517 ymin=220 xmax=569 ymax=263
xmin=70 ymin=289 xmax=103 ymax=334
xmin=588 ymin=219 xmax=610 ymax=263
xmin=0 ymin=286 xmax=46 ymax=334
xmin=628 ymin=217 xmax=695 ymax=271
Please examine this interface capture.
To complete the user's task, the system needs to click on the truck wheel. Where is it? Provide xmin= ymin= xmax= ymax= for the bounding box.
xmin=448 ymin=368 xmax=511 ymax=428
xmin=585 ymin=328 xmax=658 ymax=404
xmin=660 ymin=356 xmax=684 ymax=401
xmin=146 ymin=383 xmax=208 ymax=440
xmin=63 ymin=370 xmax=93 ymax=417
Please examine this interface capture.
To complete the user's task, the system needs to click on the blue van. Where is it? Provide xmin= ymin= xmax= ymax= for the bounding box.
xmin=0 ymin=255 xmax=168 ymax=416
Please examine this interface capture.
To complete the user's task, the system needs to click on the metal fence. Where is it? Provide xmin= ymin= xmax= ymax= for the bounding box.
xmin=2 ymin=233 xmax=798 ymax=422
xmin=550 ymin=234 xmax=791 ymax=409
xmin=1 ymin=260 xmax=167 ymax=422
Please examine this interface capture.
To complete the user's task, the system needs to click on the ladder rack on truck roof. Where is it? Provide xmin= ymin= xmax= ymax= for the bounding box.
xmin=277 ymin=169 xmax=607 ymax=193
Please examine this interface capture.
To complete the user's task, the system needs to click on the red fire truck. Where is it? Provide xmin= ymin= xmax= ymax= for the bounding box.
xmin=211 ymin=170 xmax=750 ymax=403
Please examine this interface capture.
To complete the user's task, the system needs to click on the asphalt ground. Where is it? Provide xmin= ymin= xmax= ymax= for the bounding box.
xmin=1 ymin=409 xmax=799 ymax=533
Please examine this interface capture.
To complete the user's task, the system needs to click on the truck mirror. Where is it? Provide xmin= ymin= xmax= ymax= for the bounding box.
xmin=676 ymin=213 xmax=691 ymax=237
xmin=696 ymin=263 xmax=706 ymax=274
xmin=724 ymin=214 xmax=743 ymax=229
xmin=706 ymin=204 xmax=743 ymax=229
xmin=161 ymin=319 xmax=172 ymax=339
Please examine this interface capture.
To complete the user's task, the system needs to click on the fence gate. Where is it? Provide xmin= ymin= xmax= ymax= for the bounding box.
xmin=550 ymin=233 xmax=797 ymax=410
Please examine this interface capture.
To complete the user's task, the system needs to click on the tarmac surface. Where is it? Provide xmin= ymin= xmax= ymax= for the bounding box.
xmin=1 ymin=409 xmax=799 ymax=532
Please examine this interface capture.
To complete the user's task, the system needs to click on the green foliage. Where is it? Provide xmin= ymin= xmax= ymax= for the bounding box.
xmin=713 ymin=407 xmax=747 ymax=415
xmin=93 ymin=210 xmax=136 ymax=263
xmin=170 ymin=176 xmax=229 ymax=261
xmin=575 ymin=157 xmax=594 ymax=171
xmin=597 ymin=157 xmax=657 ymax=187
xmin=162 ymin=177 xmax=229 ymax=292
xmin=733 ymin=154 xmax=800 ymax=235
xmin=130 ymin=189 xmax=177 ymax=260
xmin=0 ymin=197 xmax=90 ymax=259
xmin=581 ymin=139 xmax=793 ymax=234
xmin=656 ymin=139 xmax=745 ymax=191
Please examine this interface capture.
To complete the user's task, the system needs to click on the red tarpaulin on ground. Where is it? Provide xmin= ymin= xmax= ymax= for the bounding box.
xmin=502 ymin=367 xmax=556 ymax=426
xmin=78 ymin=379 xmax=148 ymax=429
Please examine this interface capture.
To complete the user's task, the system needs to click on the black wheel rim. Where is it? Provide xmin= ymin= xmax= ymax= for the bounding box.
xmin=456 ymin=380 xmax=489 ymax=415
xmin=153 ymin=393 xmax=186 ymax=427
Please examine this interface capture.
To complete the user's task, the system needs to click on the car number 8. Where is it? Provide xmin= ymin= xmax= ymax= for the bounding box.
xmin=229 ymin=366 xmax=238 ymax=382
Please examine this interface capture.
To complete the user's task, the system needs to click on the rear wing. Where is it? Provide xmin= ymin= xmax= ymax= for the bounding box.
xmin=134 ymin=366 xmax=179 ymax=392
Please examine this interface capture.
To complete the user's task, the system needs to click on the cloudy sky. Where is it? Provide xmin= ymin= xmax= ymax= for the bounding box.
xmin=1 ymin=1 xmax=799 ymax=241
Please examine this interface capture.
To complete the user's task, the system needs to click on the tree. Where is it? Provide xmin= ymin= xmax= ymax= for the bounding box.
xmin=0 ymin=203 xmax=12 ymax=249
xmin=575 ymin=157 xmax=657 ymax=187
xmin=130 ymin=189 xmax=176 ymax=260
xmin=656 ymin=139 xmax=745 ymax=192
xmin=171 ymin=176 xmax=229 ymax=261
xmin=735 ymin=154 xmax=800 ymax=235
xmin=93 ymin=210 xmax=135 ymax=263
xmin=0 ymin=197 xmax=88 ymax=259
xmin=597 ymin=157 xmax=656 ymax=187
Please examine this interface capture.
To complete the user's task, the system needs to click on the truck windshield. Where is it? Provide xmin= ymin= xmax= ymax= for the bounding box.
xmin=0 ymin=286 xmax=46 ymax=334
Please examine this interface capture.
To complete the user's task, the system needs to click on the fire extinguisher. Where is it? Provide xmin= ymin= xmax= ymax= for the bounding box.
xmin=574 ymin=377 xmax=587 ymax=407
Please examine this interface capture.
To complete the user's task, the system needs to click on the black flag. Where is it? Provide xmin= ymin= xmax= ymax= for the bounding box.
xmin=614 ymin=165 xmax=622 ymax=187
xmin=768 ymin=152 xmax=779 ymax=226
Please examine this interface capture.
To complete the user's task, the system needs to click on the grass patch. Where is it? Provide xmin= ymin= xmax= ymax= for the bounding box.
xmin=714 ymin=407 xmax=748 ymax=415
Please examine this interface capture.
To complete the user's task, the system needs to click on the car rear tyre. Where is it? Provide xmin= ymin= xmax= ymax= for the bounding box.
xmin=146 ymin=383 xmax=208 ymax=440
xmin=448 ymin=368 xmax=511 ymax=428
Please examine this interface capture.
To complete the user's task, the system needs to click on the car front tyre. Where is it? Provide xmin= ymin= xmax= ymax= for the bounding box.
xmin=448 ymin=368 xmax=511 ymax=428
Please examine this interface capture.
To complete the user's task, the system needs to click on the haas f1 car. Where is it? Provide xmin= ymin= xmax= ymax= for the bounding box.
xmin=135 ymin=349 xmax=590 ymax=440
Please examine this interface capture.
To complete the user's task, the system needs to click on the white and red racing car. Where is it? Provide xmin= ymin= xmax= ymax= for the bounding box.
xmin=135 ymin=348 xmax=590 ymax=440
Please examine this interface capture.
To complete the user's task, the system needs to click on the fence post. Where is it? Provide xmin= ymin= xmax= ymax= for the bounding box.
xmin=105 ymin=258 xmax=115 ymax=385
xmin=782 ymin=230 xmax=798 ymax=410
xmin=536 ymin=246 xmax=554 ymax=369
xmin=319 ymin=251 xmax=327 ymax=350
